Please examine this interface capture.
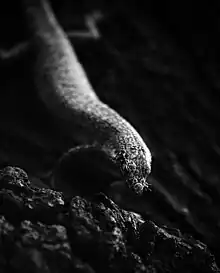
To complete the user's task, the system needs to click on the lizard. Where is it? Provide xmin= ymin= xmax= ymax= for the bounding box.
xmin=22 ymin=0 xmax=152 ymax=195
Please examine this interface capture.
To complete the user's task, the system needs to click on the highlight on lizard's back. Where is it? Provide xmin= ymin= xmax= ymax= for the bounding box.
xmin=0 ymin=2 xmax=104 ymax=189
xmin=1 ymin=0 xmax=152 ymax=197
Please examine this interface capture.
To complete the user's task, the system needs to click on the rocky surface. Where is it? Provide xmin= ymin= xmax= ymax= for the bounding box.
xmin=0 ymin=166 xmax=219 ymax=273
xmin=1 ymin=0 xmax=220 ymax=271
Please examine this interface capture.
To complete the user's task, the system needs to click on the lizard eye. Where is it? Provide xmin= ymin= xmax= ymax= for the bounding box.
xmin=133 ymin=182 xmax=144 ymax=195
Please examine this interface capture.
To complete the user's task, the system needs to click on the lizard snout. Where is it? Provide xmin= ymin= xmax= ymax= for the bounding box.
xmin=116 ymin=149 xmax=152 ymax=195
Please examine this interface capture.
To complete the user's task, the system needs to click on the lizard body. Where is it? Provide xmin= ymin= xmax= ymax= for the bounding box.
xmin=22 ymin=0 xmax=152 ymax=195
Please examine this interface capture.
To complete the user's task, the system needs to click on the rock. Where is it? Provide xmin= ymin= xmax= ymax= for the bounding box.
xmin=0 ymin=166 xmax=219 ymax=272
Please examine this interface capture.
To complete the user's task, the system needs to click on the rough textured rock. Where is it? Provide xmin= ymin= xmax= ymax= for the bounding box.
xmin=0 ymin=166 xmax=219 ymax=272
xmin=1 ymin=0 xmax=220 ymax=271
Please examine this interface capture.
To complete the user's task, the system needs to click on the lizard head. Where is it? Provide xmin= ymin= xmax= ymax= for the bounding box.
xmin=114 ymin=141 xmax=152 ymax=195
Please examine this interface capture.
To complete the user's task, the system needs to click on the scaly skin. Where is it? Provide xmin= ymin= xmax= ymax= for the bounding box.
xmin=22 ymin=0 xmax=152 ymax=195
